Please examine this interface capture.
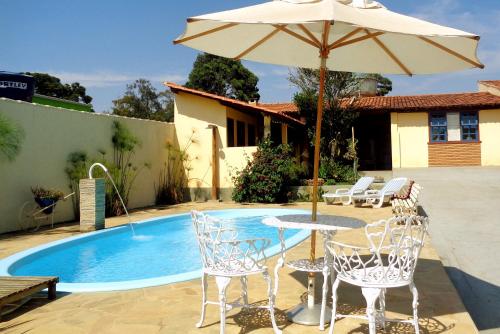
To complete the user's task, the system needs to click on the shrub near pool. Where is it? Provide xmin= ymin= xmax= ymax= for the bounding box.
xmin=232 ymin=138 xmax=303 ymax=203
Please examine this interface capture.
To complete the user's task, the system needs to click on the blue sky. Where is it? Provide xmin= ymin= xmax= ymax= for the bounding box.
xmin=1 ymin=0 xmax=499 ymax=112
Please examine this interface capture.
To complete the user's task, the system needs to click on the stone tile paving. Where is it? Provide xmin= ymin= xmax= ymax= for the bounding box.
xmin=0 ymin=202 xmax=478 ymax=333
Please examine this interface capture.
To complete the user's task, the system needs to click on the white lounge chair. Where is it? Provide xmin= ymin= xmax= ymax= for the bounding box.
xmin=322 ymin=176 xmax=375 ymax=205
xmin=352 ymin=177 xmax=408 ymax=208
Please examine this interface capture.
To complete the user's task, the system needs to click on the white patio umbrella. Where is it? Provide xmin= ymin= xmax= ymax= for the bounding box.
xmin=173 ymin=0 xmax=482 ymax=324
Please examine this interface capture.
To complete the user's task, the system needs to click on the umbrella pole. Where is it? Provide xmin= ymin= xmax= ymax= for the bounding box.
xmin=309 ymin=55 xmax=327 ymax=307
xmin=287 ymin=55 xmax=330 ymax=326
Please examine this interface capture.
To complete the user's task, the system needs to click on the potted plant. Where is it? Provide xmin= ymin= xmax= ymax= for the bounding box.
xmin=31 ymin=187 xmax=64 ymax=214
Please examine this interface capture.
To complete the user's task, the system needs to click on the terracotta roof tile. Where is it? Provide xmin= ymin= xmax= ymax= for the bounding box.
xmin=164 ymin=82 xmax=304 ymax=126
xmin=262 ymin=92 xmax=500 ymax=113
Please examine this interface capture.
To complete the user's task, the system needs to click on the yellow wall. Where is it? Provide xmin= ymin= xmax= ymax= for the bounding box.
xmin=219 ymin=147 xmax=258 ymax=188
xmin=174 ymin=92 xmax=261 ymax=190
xmin=391 ymin=112 xmax=429 ymax=168
xmin=480 ymin=109 xmax=500 ymax=166
xmin=0 ymin=98 xmax=175 ymax=233
xmin=174 ymin=92 xmax=227 ymax=189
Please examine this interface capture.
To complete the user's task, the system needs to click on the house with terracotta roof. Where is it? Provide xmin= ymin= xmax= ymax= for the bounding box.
xmin=264 ymin=80 xmax=500 ymax=170
xmin=165 ymin=82 xmax=306 ymax=200
xmin=167 ymin=80 xmax=500 ymax=198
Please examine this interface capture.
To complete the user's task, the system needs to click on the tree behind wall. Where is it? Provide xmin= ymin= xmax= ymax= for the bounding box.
xmin=112 ymin=79 xmax=174 ymax=122
xmin=25 ymin=72 xmax=93 ymax=105
xmin=186 ymin=53 xmax=260 ymax=102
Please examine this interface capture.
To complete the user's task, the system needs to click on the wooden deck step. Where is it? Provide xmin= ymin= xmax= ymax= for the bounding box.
xmin=0 ymin=276 xmax=59 ymax=320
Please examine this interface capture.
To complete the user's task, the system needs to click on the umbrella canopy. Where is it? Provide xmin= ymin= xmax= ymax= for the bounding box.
xmin=173 ymin=0 xmax=483 ymax=323
xmin=174 ymin=0 xmax=483 ymax=74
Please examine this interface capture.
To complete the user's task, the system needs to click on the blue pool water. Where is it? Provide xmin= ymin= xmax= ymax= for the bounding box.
xmin=0 ymin=209 xmax=310 ymax=292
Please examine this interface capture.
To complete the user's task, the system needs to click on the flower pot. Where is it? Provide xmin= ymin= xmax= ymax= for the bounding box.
xmin=34 ymin=197 xmax=58 ymax=214
xmin=305 ymin=178 xmax=325 ymax=186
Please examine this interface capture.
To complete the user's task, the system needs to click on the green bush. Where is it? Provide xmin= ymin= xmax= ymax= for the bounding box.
xmin=319 ymin=157 xmax=357 ymax=184
xmin=232 ymin=138 xmax=303 ymax=203
xmin=0 ymin=114 xmax=25 ymax=162
xmin=65 ymin=121 xmax=149 ymax=218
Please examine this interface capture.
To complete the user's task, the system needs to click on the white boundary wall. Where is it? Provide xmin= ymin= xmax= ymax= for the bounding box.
xmin=0 ymin=98 xmax=175 ymax=234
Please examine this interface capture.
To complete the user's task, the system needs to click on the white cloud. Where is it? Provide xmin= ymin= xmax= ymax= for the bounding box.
xmin=46 ymin=71 xmax=186 ymax=88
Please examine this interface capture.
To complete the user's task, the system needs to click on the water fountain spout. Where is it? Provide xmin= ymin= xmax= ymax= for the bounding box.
xmin=88 ymin=163 xmax=108 ymax=179
xmin=87 ymin=163 xmax=137 ymax=237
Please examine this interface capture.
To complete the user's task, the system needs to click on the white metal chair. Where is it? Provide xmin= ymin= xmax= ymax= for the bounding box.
xmin=392 ymin=181 xmax=423 ymax=216
xmin=191 ymin=211 xmax=281 ymax=334
xmin=353 ymin=177 xmax=408 ymax=208
xmin=326 ymin=215 xmax=429 ymax=334
xmin=322 ymin=176 xmax=375 ymax=205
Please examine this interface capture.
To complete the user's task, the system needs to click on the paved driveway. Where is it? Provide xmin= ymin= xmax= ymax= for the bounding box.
xmin=393 ymin=167 xmax=500 ymax=334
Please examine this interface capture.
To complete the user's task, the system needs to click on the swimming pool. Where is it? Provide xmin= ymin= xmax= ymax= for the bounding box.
xmin=0 ymin=209 xmax=310 ymax=292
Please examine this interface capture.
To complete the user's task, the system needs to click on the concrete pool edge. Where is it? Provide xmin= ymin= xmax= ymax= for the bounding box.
xmin=0 ymin=209 xmax=311 ymax=293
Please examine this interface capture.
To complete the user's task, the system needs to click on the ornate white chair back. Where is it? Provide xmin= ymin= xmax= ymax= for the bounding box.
xmin=191 ymin=211 xmax=270 ymax=275
xmin=329 ymin=215 xmax=428 ymax=286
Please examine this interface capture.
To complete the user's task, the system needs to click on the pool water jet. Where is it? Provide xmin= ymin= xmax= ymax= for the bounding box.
xmin=81 ymin=163 xmax=143 ymax=238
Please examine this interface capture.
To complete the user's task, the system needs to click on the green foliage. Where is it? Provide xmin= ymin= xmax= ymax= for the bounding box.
xmin=365 ymin=73 xmax=393 ymax=96
xmin=31 ymin=186 xmax=64 ymax=201
xmin=290 ymin=69 xmax=360 ymax=164
xmin=319 ymin=157 xmax=358 ymax=184
xmin=232 ymin=138 xmax=303 ymax=203
xmin=186 ymin=53 xmax=260 ymax=102
xmin=107 ymin=121 xmax=147 ymax=217
xmin=65 ymin=121 xmax=148 ymax=218
xmin=65 ymin=151 xmax=91 ymax=220
xmin=112 ymin=79 xmax=174 ymax=122
xmin=0 ymin=114 xmax=25 ymax=162
xmin=155 ymin=141 xmax=190 ymax=205
xmin=25 ymin=72 xmax=93 ymax=105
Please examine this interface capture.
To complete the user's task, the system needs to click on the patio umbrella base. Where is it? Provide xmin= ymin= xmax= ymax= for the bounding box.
xmin=286 ymin=303 xmax=331 ymax=326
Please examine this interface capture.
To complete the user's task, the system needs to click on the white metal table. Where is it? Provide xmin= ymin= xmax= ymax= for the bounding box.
xmin=262 ymin=214 xmax=365 ymax=329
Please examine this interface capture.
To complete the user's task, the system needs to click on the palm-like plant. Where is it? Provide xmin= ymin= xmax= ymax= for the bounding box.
xmin=0 ymin=114 xmax=25 ymax=162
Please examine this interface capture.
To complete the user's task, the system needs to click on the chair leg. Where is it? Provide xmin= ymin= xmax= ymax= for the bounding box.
xmin=319 ymin=265 xmax=330 ymax=331
xmin=240 ymin=276 xmax=249 ymax=308
xmin=215 ymin=276 xmax=231 ymax=334
xmin=372 ymin=197 xmax=384 ymax=209
xmin=196 ymin=273 xmax=208 ymax=328
xmin=410 ymin=282 xmax=420 ymax=334
xmin=378 ymin=288 xmax=386 ymax=330
xmin=342 ymin=196 xmax=352 ymax=206
xmin=361 ymin=287 xmax=382 ymax=334
xmin=263 ymin=270 xmax=282 ymax=334
xmin=328 ymin=277 xmax=340 ymax=334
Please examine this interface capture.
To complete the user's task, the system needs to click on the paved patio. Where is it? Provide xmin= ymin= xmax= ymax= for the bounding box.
xmin=393 ymin=167 xmax=500 ymax=334
xmin=0 ymin=202 xmax=477 ymax=333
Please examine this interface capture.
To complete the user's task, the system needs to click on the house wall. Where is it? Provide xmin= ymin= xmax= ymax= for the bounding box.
xmin=173 ymin=92 xmax=260 ymax=194
xmin=390 ymin=112 xmax=429 ymax=168
xmin=480 ymin=109 xmax=500 ymax=166
xmin=0 ymin=98 xmax=175 ymax=234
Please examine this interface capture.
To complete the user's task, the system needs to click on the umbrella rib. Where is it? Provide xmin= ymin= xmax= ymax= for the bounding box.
xmin=234 ymin=27 xmax=282 ymax=60
xmin=173 ymin=23 xmax=238 ymax=45
xmin=328 ymin=27 xmax=363 ymax=50
xmin=297 ymin=24 xmax=322 ymax=48
xmin=274 ymin=24 xmax=320 ymax=49
xmin=365 ymin=29 xmax=413 ymax=76
xmin=418 ymin=36 xmax=485 ymax=69
xmin=329 ymin=31 xmax=384 ymax=51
